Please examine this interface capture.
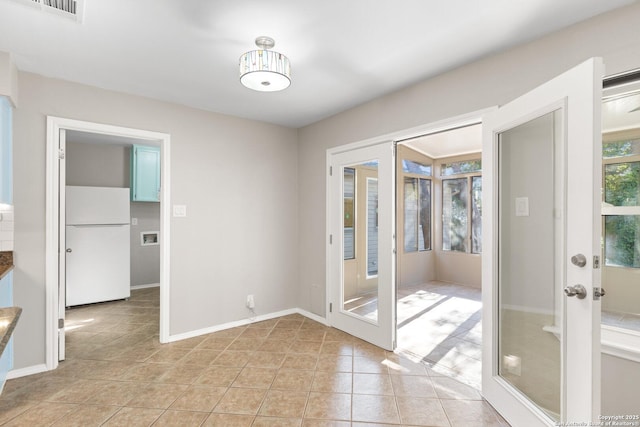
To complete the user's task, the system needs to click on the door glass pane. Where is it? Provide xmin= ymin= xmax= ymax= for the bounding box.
xmin=419 ymin=178 xmax=431 ymax=251
xmin=344 ymin=168 xmax=355 ymax=260
xmin=442 ymin=178 xmax=468 ymax=252
xmin=602 ymin=83 xmax=640 ymax=333
xmin=471 ymin=176 xmax=482 ymax=253
xmin=343 ymin=161 xmax=379 ymax=322
xmin=367 ymin=177 xmax=379 ymax=276
xmin=604 ymin=215 xmax=640 ymax=268
xmin=441 ymin=159 xmax=481 ymax=176
xmin=603 ymin=139 xmax=640 ymax=159
xmin=404 ymin=177 xmax=432 ymax=252
xmin=604 ymin=162 xmax=640 ymax=207
xmin=402 ymin=159 xmax=432 ymax=176
xmin=498 ymin=111 xmax=561 ymax=421
xmin=404 ymin=177 xmax=418 ymax=252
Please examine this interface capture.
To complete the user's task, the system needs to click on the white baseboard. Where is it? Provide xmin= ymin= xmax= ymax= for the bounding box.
xmin=296 ymin=308 xmax=329 ymax=325
xmin=15 ymin=308 xmax=328 ymax=379
xmin=165 ymin=308 xmax=328 ymax=343
xmin=7 ymin=363 xmax=49 ymax=380
xmin=131 ymin=283 xmax=160 ymax=290
xmin=165 ymin=308 xmax=297 ymax=343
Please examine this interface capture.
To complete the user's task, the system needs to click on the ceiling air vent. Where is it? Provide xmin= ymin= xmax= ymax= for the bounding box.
xmin=40 ymin=0 xmax=77 ymax=15
xmin=17 ymin=0 xmax=84 ymax=22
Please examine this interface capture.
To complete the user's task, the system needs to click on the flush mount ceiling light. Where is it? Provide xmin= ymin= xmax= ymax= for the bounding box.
xmin=239 ymin=36 xmax=291 ymax=92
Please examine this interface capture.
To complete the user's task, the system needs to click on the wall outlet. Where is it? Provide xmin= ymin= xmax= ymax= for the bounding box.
xmin=131 ymin=217 xmax=138 ymax=225
xmin=246 ymin=294 xmax=255 ymax=309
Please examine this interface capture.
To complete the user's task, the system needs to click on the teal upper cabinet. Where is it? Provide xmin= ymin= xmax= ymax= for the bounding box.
xmin=0 ymin=97 xmax=12 ymax=205
xmin=131 ymin=144 xmax=160 ymax=202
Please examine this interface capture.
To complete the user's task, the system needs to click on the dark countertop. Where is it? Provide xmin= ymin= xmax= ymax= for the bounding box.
xmin=0 ymin=307 xmax=21 ymax=357
xmin=0 ymin=251 xmax=20 ymax=358
xmin=0 ymin=251 xmax=13 ymax=281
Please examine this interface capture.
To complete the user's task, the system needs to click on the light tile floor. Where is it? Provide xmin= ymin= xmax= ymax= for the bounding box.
xmin=0 ymin=287 xmax=509 ymax=426
xmin=396 ymin=282 xmax=482 ymax=388
xmin=346 ymin=281 xmax=482 ymax=388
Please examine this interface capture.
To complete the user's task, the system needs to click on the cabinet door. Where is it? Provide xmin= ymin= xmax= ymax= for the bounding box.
xmin=0 ymin=97 xmax=12 ymax=205
xmin=131 ymin=145 xmax=160 ymax=202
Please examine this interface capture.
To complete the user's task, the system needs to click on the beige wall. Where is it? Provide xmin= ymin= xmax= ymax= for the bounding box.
xmin=602 ymin=267 xmax=640 ymax=314
xmin=12 ymin=72 xmax=298 ymax=369
xmin=601 ymin=354 xmax=640 ymax=416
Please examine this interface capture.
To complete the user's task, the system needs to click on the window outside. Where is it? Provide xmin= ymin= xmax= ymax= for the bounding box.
xmin=471 ymin=176 xmax=482 ymax=254
xmin=441 ymin=159 xmax=482 ymax=254
xmin=603 ymin=156 xmax=640 ymax=268
xmin=404 ymin=177 xmax=431 ymax=252
xmin=441 ymin=159 xmax=481 ymax=176
xmin=442 ymin=178 xmax=468 ymax=252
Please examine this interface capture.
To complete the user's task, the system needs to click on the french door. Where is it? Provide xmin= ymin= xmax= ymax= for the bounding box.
xmin=482 ymin=58 xmax=603 ymax=425
xmin=327 ymin=140 xmax=396 ymax=350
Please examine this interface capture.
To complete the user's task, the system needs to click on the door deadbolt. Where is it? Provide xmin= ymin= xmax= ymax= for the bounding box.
xmin=564 ymin=284 xmax=587 ymax=299
xmin=571 ymin=254 xmax=587 ymax=267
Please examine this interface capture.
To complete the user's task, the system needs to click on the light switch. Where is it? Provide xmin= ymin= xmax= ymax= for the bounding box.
xmin=173 ymin=205 xmax=187 ymax=217
xmin=515 ymin=197 xmax=529 ymax=217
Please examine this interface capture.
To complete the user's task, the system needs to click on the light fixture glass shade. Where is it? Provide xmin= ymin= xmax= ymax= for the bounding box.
xmin=239 ymin=49 xmax=291 ymax=92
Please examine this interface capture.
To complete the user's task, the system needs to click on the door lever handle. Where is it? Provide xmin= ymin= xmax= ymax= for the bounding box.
xmin=564 ymin=284 xmax=587 ymax=299
xmin=66 ymin=248 xmax=72 ymax=253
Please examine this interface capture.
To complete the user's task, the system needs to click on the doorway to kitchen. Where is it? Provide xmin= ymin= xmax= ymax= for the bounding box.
xmin=63 ymin=132 xmax=163 ymax=361
xmin=45 ymin=117 xmax=171 ymax=370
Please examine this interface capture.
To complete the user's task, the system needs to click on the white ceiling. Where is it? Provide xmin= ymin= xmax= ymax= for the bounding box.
xmin=402 ymin=124 xmax=482 ymax=159
xmin=0 ymin=0 xmax=636 ymax=128
xmin=603 ymin=81 xmax=640 ymax=133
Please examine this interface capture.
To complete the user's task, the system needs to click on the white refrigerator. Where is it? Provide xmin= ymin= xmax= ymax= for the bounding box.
xmin=65 ymin=186 xmax=131 ymax=306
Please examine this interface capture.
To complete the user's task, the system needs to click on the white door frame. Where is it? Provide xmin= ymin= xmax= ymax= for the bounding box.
xmin=45 ymin=116 xmax=171 ymax=371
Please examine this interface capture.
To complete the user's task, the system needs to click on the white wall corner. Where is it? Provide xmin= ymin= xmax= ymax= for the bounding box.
xmin=165 ymin=307 xmax=329 ymax=344
xmin=296 ymin=308 xmax=329 ymax=326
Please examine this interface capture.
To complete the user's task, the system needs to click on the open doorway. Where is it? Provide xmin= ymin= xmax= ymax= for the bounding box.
xmin=45 ymin=117 xmax=170 ymax=370
xmin=63 ymin=131 xmax=162 ymax=360
xmin=395 ymin=123 xmax=483 ymax=387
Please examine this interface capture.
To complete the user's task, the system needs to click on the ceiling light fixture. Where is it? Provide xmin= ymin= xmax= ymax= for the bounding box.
xmin=239 ymin=36 xmax=291 ymax=92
